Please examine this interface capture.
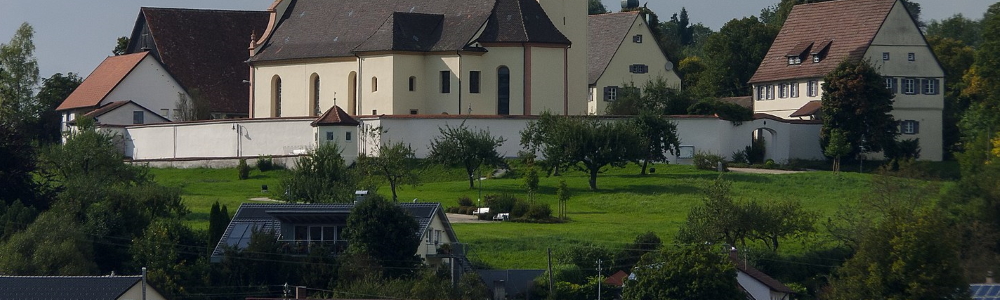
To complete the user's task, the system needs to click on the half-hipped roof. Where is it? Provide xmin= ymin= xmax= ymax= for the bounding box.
xmin=587 ymin=12 xmax=640 ymax=85
xmin=56 ymin=52 xmax=149 ymax=111
xmin=253 ymin=0 xmax=568 ymax=62
xmin=129 ymin=7 xmax=269 ymax=115
xmin=748 ymin=0 xmax=897 ymax=84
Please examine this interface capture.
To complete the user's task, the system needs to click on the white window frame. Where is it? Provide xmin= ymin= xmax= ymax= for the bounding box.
xmin=923 ymin=78 xmax=936 ymax=94
xmin=766 ymin=85 xmax=774 ymax=100
xmin=883 ymin=52 xmax=890 ymax=60
xmin=903 ymin=78 xmax=916 ymax=94
xmin=908 ymin=53 xmax=915 ymax=61
xmin=807 ymin=80 xmax=819 ymax=97
xmin=790 ymin=83 xmax=799 ymax=98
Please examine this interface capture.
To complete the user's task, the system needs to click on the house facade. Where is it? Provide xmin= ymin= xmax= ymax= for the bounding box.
xmin=56 ymin=52 xmax=187 ymax=132
xmin=587 ymin=11 xmax=680 ymax=115
xmin=211 ymin=202 xmax=459 ymax=266
xmin=247 ymin=0 xmax=588 ymax=119
xmin=748 ymin=0 xmax=944 ymax=161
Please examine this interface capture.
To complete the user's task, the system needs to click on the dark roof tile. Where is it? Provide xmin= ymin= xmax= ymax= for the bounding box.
xmin=0 ymin=276 xmax=142 ymax=300
xmin=749 ymin=0 xmax=895 ymax=84
xmin=478 ymin=0 xmax=571 ymax=45
xmin=253 ymin=0 xmax=496 ymax=61
xmin=137 ymin=7 xmax=269 ymax=115
xmin=789 ymin=100 xmax=822 ymax=117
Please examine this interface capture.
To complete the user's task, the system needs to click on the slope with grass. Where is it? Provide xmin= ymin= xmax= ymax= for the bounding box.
xmin=150 ymin=164 xmax=873 ymax=269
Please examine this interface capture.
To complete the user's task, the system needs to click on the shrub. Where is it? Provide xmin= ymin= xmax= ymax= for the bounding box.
xmin=484 ymin=194 xmax=519 ymax=213
xmin=457 ymin=196 xmax=474 ymax=207
xmin=693 ymin=152 xmax=728 ymax=171
xmin=257 ymin=155 xmax=276 ymax=172
xmin=525 ymin=203 xmax=552 ymax=220
xmin=731 ymin=149 xmax=749 ymax=164
xmin=237 ymin=158 xmax=250 ymax=180
xmin=764 ymin=159 xmax=776 ymax=169
xmin=510 ymin=201 xmax=530 ymax=218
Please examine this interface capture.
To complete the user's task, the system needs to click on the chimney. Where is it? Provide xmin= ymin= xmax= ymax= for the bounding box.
xmin=988 ymin=271 xmax=995 ymax=284
xmin=296 ymin=286 xmax=307 ymax=299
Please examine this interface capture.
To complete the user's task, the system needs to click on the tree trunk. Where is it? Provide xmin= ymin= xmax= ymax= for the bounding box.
xmin=641 ymin=159 xmax=649 ymax=175
xmin=390 ymin=181 xmax=398 ymax=202
xmin=589 ymin=168 xmax=599 ymax=190
xmin=467 ymin=165 xmax=476 ymax=189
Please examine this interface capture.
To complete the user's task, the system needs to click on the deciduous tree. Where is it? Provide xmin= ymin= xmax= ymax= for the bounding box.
xmin=345 ymin=194 xmax=421 ymax=279
xmin=281 ymin=143 xmax=358 ymax=203
xmin=623 ymin=244 xmax=744 ymax=300
xmin=428 ymin=122 xmax=506 ymax=189
xmin=587 ymin=0 xmax=607 ymax=15
xmin=698 ymin=17 xmax=778 ymax=97
xmin=33 ymin=73 xmax=81 ymax=144
xmin=358 ymin=141 xmax=420 ymax=202
xmin=824 ymin=129 xmax=850 ymax=172
xmin=820 ymin=59 xmax=897 ymax=157
xmin=632 ymin=113 xmax=680 ymax=175
xmin=0 ymin=23 xmax=39 ymax=125
xmin=522 ymin=114 xmax=643 ymax=190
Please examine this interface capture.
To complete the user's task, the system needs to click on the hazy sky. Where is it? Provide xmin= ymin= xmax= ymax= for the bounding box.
xmin=0 ymin=0 xmax=993 ymax=80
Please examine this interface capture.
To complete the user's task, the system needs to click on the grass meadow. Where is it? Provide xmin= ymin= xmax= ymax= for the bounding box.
xmin=151 ymin=163 xmax=882 ymax=269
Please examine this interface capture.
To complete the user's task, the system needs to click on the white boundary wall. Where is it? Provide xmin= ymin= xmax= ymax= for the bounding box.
xmin=109 ymin=115 xmax=823 ymax=167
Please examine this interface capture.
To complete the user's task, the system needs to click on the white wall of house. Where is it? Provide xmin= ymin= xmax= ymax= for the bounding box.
xmin=538 ymin=0 xmax=588 ymax=115
xmin=93 ymin=102 xmax=170 ymax=126
xmin=736 ymin=271 xmax=790 ymax=300
xmin=317 ymin=125 xmax=359 ymax=165
xmin=253 ymin=58 xmax=359 ymax=118
xmin=590 ymin=15 xmax=681 ymax=115
xmin=417 ymin=212 xmax=456 ymax=259
xmin=752 ymin=78 xmax=823 ymax=118
xmin=101 ymin=55 xmax=187 ymax=120
xmin=119 ymin=282 xmax=168 ymax=300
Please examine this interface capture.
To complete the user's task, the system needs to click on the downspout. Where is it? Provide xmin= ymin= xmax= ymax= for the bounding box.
xmin=457 ymin=51 xmax=463 ymax=115
xmin=248 ymin=35 xmax=257 ymax=118
xmin=355 ymin=53 xmax=363 ymax=115
xmin=563 ymin=46 xmax=568 ymax=115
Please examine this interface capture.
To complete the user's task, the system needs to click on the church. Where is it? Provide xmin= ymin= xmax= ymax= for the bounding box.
xmin=247 ymin=0 xmax=593 ymax=118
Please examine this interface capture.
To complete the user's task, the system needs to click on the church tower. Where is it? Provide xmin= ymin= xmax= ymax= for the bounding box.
xmin=537 ymin=0 xmax=588 ymax=115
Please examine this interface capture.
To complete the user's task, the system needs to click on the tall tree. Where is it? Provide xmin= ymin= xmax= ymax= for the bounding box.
xmin=113 ymin=36 xmax=129 ymax=56
xmin=0 ymin=22 xmax=39 ymax=125
xmin=927 ymin=14 xmax=982 ymax=47
xmin=632 ymin=113 xmax=680 ymax=175
xmin=0 ymin=118 xmax=42 ymax=208
xmin=820 ymin=59 xmax=897 ymax=157
xmin=33 ymin=72 xmax=82 ymax=144
xmin=428 ymin=122 xmax=506 ymax=189
xmin=698 ymin=17 xmax=778 ymax=97
xmin=357 ymin=141 xmax=420 ymax=202
xmin=927 ymin=36 xmax=975 ymax=158
xmin=587 ymin=0 xmax=607 ymax=15
xmin=344 ymin=194 xmax=421 ymax=279
xmin=623 ymin=244 xmax=744 ymax=300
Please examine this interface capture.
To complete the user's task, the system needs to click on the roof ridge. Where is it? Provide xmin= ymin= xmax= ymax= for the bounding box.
xmin=141 ymin=6 xmax=266 ymax=13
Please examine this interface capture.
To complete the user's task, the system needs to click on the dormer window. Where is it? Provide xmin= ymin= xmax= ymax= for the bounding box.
xmin=786 ymin=41 xmax=813 ymax=65
xmin=810 ymin=40 xmax=832 ymax=64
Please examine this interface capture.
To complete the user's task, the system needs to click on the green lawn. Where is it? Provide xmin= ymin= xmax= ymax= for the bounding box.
xmin=150 ymin=164 xmax=878 ymax=269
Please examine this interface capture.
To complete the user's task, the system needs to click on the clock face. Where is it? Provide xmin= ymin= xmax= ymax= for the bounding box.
xmin=664 ymin=61 xmax=673 ymax=71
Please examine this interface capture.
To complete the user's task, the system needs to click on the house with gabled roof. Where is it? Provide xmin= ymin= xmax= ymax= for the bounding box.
xmin=125 ymin=7 xmax=270 ymax=119
xmin=210 ymin=202 xmax=460 ymax=267
xmin=56 ymin=52 xmax=186 ymax=132
xmin=730 ymin=250 xmax=795 ymax=300
xmin=247 ymin=0 xmax=588 ymax=118
xmin=587 ymin=11 xmax=681 ymax=115
xmin=0 ymin=275 xmax=168 ymax=300
xmin=748 ymin=0 xmax=944 ymax=161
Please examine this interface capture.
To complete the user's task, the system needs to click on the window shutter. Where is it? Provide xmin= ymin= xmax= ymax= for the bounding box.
xmin=914 ymin=121 xmax=920 ymax=134
xmin=920 ymin=79 xmax=928 ymax=95
xmin=934 ymin=79 xmax=941 ymax=95
xmin=604 ymin=86 xmax=612 ymax=101
xmin=894 ymin=78 xmax=899 ymax=94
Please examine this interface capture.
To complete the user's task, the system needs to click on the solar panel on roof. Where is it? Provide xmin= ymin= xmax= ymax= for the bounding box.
xmin=972 ymin=284 xmax=1000 ymax=300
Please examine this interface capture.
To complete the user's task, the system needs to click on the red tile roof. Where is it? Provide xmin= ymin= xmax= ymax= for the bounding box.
xmin=135 ymin=8 xmax=269 ymax=115
xmin=312 ymin=106 xmax=360 ymax=127
xmin=587 ymin=12 xmax=639 ymax=85
xmin=789 ymin=100 xmax=823 ymax=117
xmin=604 ymin=270 xmax=628 ymax=287
xmin=56 ymin=53 xmax=149 ymax=111
xmin=748 ymin=0 xmax=896 ymax=84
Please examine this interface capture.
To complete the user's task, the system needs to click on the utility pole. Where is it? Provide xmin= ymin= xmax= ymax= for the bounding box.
xmin=596 ymin=259 xmax=602 ymax=300
xmin=548 ymin=248 xmax=554 ymax=297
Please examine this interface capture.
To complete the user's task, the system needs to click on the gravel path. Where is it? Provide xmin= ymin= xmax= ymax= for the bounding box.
xmin=446 ymin=213 xmax=494 ymax=224
xmin=728 ymin=167 xmax=805 ymax=174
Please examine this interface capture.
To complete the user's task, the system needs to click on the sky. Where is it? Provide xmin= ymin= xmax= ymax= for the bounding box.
xmin=0 ymin=0 xmax=993 ymax=81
